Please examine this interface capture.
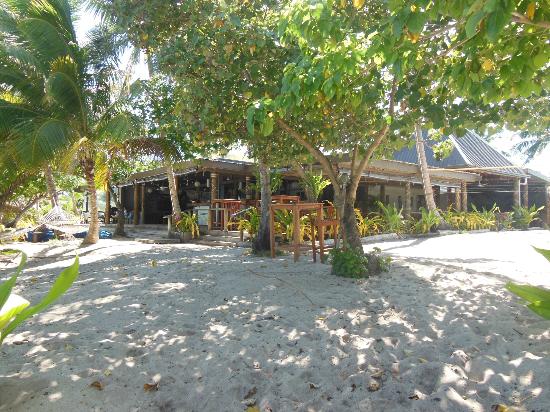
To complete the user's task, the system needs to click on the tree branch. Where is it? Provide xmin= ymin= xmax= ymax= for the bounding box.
xmin=511 ymin=12 xmax=550 ymax=30
xmin=349 ymin=77 xmax=398 ymax=195
xmin=276 ymin=118 xmax=340 ymax=191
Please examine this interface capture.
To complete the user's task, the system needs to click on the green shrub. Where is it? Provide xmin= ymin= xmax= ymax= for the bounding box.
xmin=175 ymin=212 xmax=200 ymax=238
xmin=512 ymin=205 xmax=544 ymax=230
xmin=329 ymin=247 xmax=390 ymax=278
xmin=232 ymin=207 xmax=260 ymax=239
xmin=1 ymin=251 xmax=79 ymax=344
xmin=376 ymin=201 xmax=404 ymax=233
xmin=412 ymin=207 xmax=441 ymax=233
xmin=506 ymin=247 xmax=550 ymax=319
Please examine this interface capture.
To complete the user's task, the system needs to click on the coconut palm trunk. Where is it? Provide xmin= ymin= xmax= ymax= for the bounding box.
xmin=82 ymin=158 xmax=100 ymax=244
xmin=415 ymin=122 xmax=439 ymax=213
xmin=108 ymin=183 xmax=126 ymax=236
xmin=44 ymin=165 xmax=59 ymax=208
xmin=253 ymin=160 xmax=272 ymax=253
xmin=165 ymin=160 xmax=182 ymax=223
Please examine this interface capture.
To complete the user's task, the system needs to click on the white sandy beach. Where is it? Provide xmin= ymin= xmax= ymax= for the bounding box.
xmin=0 ymin=231 xmax=549 ymax=411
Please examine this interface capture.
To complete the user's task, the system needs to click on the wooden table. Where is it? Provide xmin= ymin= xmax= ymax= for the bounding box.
xmin=271 ymin=195 xmax=301 ymax=204
xmin=269 ymin=202 xmax=323 ymax=262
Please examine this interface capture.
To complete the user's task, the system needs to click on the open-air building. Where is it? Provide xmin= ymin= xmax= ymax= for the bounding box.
xmin=113 ymin=131 xmax=550 ymax=231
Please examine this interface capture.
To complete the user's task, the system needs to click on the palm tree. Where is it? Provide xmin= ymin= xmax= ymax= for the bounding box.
xmin=0 ymin=0 xmax=138 ymax=244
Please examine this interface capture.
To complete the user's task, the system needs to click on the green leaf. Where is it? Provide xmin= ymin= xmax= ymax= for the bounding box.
xmin=1 ymin=256 xmax=79 ymax=343
xmin=465 ymin=11 xmax=485 ymax=38
xmin=407 ymin=12 xmax=426 ymax=34
xmin=46 ymin=71 xmax=84 ymax=119
xmin=0 ymin=252 xmax=26 ymax=310
xmin=0 ymin=295 xmax=30 ymax=330
xmin=533 ymin=247 xmax=550 ymax=263
xmin=528 ymin=300 xmax=550 ymax=320
xmin=506 ymin=282 xmax=550 ymax=304
xmin=533 ymin=53 xmax=547 ymax=69
xmin=485 ymin=9 xmax=507 ymax=42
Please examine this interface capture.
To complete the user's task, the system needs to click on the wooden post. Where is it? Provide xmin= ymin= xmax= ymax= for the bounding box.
xmin=140 ymin=183 xmax=145 ymax=224
xmin=513 ymin=178 xmax=521 ymax=208
xmin=404 ymin=182 xmax=411 ymax=218
xmin=245 ymin=176 xmax=252 ymax=200
xmin=318 ymin=223 xmax=325 ymax=262
xmin=310 ymin=211 xmax=316 ymax=263
xmin=210 ymin=172 xmax=219 ymax=203
xmin=293 ymin=203 xmax=300 ymax=262
xmin=454 ymin=187 xmax=461 ymax=212
xmin=379 ymin=184 xmax=386 ymax=204
xmin=269 ymin=205 xmax=276 ymax=258
xmin=446 ymin=187 xmax=452 ymax=210
xmin=105 ymin=186 xmax=111 ymax=224
xmin=133 ymin=182 xmax=139 ymax=225
xmin=433 ymin=186 xmax=440 ymax=209
xmin=522 ymin=179 xmax=529 ymax=208
xmin=461 ymin=181 xmax=468 ymax=212
xmin=546 ymin=185 xmax=550 ymax=226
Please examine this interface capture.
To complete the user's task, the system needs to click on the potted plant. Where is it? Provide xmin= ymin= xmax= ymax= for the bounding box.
xmin=175 ymin=212 xmax=200 ymax=242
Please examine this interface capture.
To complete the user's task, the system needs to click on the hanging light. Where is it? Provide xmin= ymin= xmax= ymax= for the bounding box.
xmin=194 ymin=181 xmax=201 ymax=188
xmin=206 ymin=178 xmax=210 ymax=188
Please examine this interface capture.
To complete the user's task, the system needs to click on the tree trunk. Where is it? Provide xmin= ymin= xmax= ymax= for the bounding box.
xmin=253 ymin=160 xmax=272 ymax=253
xmin=44 ymin=165 xmax=59 ymax=208
xmin=415 ymin=123 xmax=439 ymax=213
xmin=165 ymin=160 xmax=182 ymax=223
xmin=70 ymin=192 xmax=81 ymax=216
xmin=334 ymin=182 xmax=363 ymax=251
xmin=82 ymin=159 xmax=100 ymax=245
xmin=108 ymin=183 xmax=126 ymax=237
xmin=4 ymin=196 xmax=43 ymax=228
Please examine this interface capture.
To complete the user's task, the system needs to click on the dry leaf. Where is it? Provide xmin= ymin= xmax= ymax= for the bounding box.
xmin=370 ymin=369 xmax=384 ymax=379
xmin=246 ymin=406 xmax=260 ymax=412
xmin=143 ymin=382 xmax=159 ymax=392
xmin=90 ymin=380 xmax=104 ymax=390
xmin=491 ymin=405 xmax=510 ymax=412
xmin=353 ymin=0 xmax=365 ymax=9
xmin=150 ymin=260 xmax=157 ymax=267
xmin=367 ymin=380 xmax=380 ymax=392
xmin=418 ymin=357 xmax=428 ymax=363
xmin=526 ymin=2 xmax=536 ymax=20
xmin=104 ymin=369 xmax=112 ymax=377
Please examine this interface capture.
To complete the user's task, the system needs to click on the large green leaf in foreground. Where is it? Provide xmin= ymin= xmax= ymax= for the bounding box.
xmin=0 ymin=251 xmax=79 ymax=344
xmin=506 ymin=247 xmax=550 ymax=320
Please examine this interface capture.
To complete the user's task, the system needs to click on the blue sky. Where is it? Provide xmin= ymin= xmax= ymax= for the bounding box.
xmin=75 ymin=8 xmax=550 ymax=176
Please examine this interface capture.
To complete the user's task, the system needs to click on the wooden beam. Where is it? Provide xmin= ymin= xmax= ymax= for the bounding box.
xmin=455 ymin=187 xmax=461 ymax=212
xmin=133 ymin=183 xmax=139 ymax=225
xmin=140 ymin=183 xmax=145 ymax=224
xmin=522 ymin=179 xmax=529 ymax=207
xmin=514 ymin=178 xmax=521 ymax=208
xmin=461 ymin=181 xmax=468 ymax=211
xmin=404 ymin=182 xmax=411 ymax=218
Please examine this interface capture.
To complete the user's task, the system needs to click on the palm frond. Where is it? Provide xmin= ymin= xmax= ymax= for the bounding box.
xmin=17 ymin=18 xmax=70 ymax=63
xmin=9 ymin=118 xmax=74 ymax=166
xmin=46 ymin=70 xmax=85 ymax=121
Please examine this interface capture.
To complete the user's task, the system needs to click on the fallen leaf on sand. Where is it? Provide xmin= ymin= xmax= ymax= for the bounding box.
xmin=150 ymin=260 xmax=157 ymax=267
xmin=104 ymin=370 xmax=112 ymax=376
xmin=244 ymin=387 xmax=257 ymax=399
xmin=246 ymin=406 xmax=260 ymax=412
xmin=143 ymin=382 xmax=159 ymax=392
xmin=418 ymin=357 xmax=428 ymax=363
xmin=367 ymin=380 xmax=380 ymax=392
xmin=309 ymin=382 xmax=318 ymax=389
xmin=30 ymin=277 xmax=38 ymax=283
xmin=90 ymin=381 xmax=104 ymax=390
xmin=370 ymin=369 xmax=384 ymax=379
xmin=491 ymin=405 xmax=511 ymax=412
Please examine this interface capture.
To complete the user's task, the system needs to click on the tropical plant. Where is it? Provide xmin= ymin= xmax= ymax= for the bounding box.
xmin=329 ymin=246 xmax=390 ymax=278
xmin=413 ymin=207 xmax=441 ymax=234
xmin=512 ymin=205 xmax=544 ymax=230
xmin=175 ymin=212 xmax=200 ymax=238
xmin=0 ymin=0 xmax=141 ymax=244
xmin=299 ymin=170 xmax=331 ymax=201
xmin=355 ymin=209 xmax=384 ymax=237
xmin=1 ymin=251 xmax=79 ymax=344
xmin=329 ymin=247 xmax=370 ymax=278
xmin=506 ymin=247 xmax=550 ymax=320
xmin=377 ymin=202 xmax=405 ymax=234
xmin=274 ymin=209 xmax=313 ymax=242
xmin=232 ymin=207 xmax=261 ymax=239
